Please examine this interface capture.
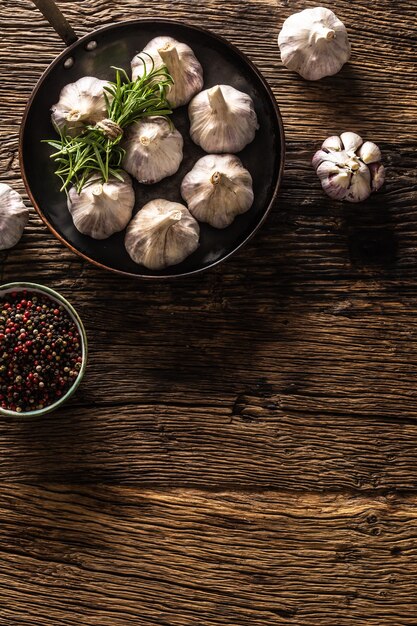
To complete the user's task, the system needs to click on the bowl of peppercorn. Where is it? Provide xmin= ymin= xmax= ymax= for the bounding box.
xmin=0 ymin=282 xmax=87 ymax=416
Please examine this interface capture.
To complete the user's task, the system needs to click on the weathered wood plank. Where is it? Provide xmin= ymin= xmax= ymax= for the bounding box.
xmin=0 ymin=484 xmax=417 ymax=625
xmin=2 ymin=395 xmax=417 ymax=488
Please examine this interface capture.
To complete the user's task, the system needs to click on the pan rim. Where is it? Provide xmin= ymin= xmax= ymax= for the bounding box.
xmin=19 ymin=17 xmax=285 ymax=280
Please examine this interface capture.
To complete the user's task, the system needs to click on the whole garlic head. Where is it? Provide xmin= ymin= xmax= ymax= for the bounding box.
xmin=51 ymin=76 xmax=110 ymax=137
xmin=131 ymin=36 xmax=203 ymax=108
xmin=68 ymin=172 xmax=135 ymax=239
xmin=312 ymin=132 xmax=385 ymax=203
xmin=181 ymin=154 xmax=254 ymax=229
xmin=0 ymin=184 xmax=29 ymax=250
xmin=122 ymin=117 xmax=183 ymax=184
xmin=278 ymin=7 xmax=351 ymax=80
xmin=125 ymin=199 xmax=199 ymax=270
xmin=189 ymin=85 xmax=259 ymax=153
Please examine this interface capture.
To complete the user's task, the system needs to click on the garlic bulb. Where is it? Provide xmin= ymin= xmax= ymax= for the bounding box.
xmin=188 ymin=85 xmax=259 ymax=153
xmin=125 ymin=200 xmax=199 ymax=270
xmin=122 ymin=117 xmax=183 ymax=184
xmin=131 ymin=37 xmax=203 ymax=108
xmin=68 ymin=172 xmax=135 ymax=239
xmin=181 ymin=155 xmax=253 ymax=229
xmin=312 ymin=132 xmax=385 ymax=203
xmin=0 ymin=184 xmax=29 ymax=250
xmin=278 ymin=7 xmax=351 ymax=80
xmin=51 ymin=77 xmax=109 ymax=136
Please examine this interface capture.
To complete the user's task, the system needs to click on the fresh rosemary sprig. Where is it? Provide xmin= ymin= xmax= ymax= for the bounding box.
xmin=45 ymin=59 xmax=173 ymax=194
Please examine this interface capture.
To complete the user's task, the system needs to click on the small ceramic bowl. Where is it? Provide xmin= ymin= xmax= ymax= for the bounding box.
xmin=0 ymin=282 xmax=87 ymax=417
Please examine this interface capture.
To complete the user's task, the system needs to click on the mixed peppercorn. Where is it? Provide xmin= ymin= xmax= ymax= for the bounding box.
xmin=0 ymin=290 xmax=82 ymax=413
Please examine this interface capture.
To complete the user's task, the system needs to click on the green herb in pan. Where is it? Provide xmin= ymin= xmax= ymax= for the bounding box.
xmin=45 ymin=59 xmax=173 ymax=194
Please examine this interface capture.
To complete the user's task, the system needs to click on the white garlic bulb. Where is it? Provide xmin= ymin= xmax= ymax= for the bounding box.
xmin=312 ymin=132 xmax=385 ymax=203
xmin=188 ymin=85 xmax=259 ymax=154
xmin=131 ymin=37 xmax=203 ymax=108
xmin=122 ymin=117 xmax=183 ymax=184
xmin=0 ymin=184 xmax=29 ymax=250
xmin=125 ymin=200 xmax=199 ymax=270
xmin=181 ymin=155 xmax=254 ymax=229
xmin=68 ymin=172 xmax=135 ymax=239
xmin=51 ymin=77 xmax=109 ymax=136
xmin=278 ymin=7 xmax=351 ymax=80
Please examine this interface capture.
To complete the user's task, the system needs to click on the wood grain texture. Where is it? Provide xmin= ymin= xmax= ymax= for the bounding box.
xmin=1 ymin=0 xmax=417 ymax=624
xmin=1 ymin=484 xmax=417 ymax=626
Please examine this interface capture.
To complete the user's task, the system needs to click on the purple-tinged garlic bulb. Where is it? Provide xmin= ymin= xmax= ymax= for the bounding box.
xmin=122 ymin=117 xmax=183 ymax=184
xmin=278 ymin=7 xmax=351 ymax=80
xmin=131 ymin=37 xmax=203 ymax=108
xmin=67 ymin=172 xmax=135 ymax=239
xmin=51 ymin=77 xmax=110 ymax=137
xmin=125 ymin=200 xmax=199 ymax=270
xmin=0 ymin=184 xmax=29 ymax=250
xmin=312 ymin=132 xmax=385 ymax=203
xmin=181 ymin=154 xmax=254 ymax=228
xmin=188 ymin=85 xmax=259 ymax=154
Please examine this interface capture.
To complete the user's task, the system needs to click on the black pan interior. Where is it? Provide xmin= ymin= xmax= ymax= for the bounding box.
xmin=21 ymin=19 xmax=284 ymax=277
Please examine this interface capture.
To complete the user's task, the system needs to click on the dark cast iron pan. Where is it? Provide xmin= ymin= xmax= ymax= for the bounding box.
xmin=20 ymin=0 xmax=285 ymax=279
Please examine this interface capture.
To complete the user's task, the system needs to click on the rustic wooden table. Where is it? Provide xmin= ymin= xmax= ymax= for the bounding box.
xmin=1 ymin=0 xmax=417 ymax=624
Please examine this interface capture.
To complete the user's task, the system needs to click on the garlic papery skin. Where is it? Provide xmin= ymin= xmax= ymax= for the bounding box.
xmin=278 ymin=7 xmax=351 ymax=80
xmin=188 ymin=85 xmax=259 ymax=154
xmin=313 ymin=132 xmax=385 ymax=203
xmin=122 ymin=117 xmax=183 ymax=184
xmin=125 ymin=199 xmax=200 ymax=270
xmin=131 ymin=36 xmax=203 ymax=108
xmin=181 ymin=154 xmax=254 ymax=228
xmin=51 ymin=77 xmax=110 ymax=137
xmin=67 ymin=172 xmax=135 ymax=239
xmin=0 ymin=184 xmax=29 ymax=250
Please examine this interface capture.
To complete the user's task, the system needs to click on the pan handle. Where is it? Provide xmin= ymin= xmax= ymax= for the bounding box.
xmin=31 ymin=0 xmax=78 ymax=46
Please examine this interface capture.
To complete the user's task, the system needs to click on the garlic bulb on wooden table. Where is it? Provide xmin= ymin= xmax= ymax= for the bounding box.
xmin=51 ymin=77 xmax=110 ymax=136
xmin=181 ymin=154 xmax=254 ymax=229
xmin=0 ymin=184 xmax=29 ymax=250
xmin=67 ymin=172 xmax=135 ymax=239
xmin=188 ymin=85 xmax=259 ymax=153
xmin=125 ymin=200 xmax=200 ymax=270
xmin=131 ymin=36 xmax=203 ymax=108
xmin=312 ymin=132 xmax=385 ymax=203
xmin=122 ymin=117 xmax=183 ymax=184
xmin=278 ymin=7 xmax=351 ymax=80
